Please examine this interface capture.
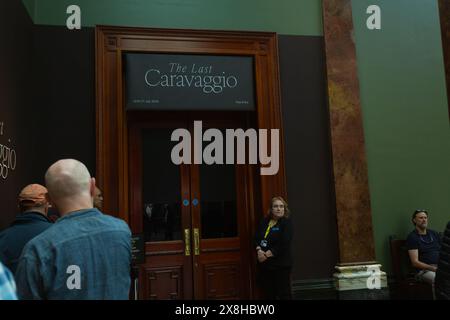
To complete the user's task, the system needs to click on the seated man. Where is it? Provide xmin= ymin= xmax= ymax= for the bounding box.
xmin=406 ymin=209 xmax=441 ymax=288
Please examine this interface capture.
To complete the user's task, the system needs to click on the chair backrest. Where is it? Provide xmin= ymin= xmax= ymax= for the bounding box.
xmin=389 ymin=235 xmax=415 ymax=281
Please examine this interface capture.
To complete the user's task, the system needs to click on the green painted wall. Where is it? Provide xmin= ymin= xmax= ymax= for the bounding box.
xmin=22 ymin=0 xmax=323 ymax=36
xmin=22 ymin=0 xmax=35 ymax=19
xmin=352 ymin=0 xmax=450 ymax=273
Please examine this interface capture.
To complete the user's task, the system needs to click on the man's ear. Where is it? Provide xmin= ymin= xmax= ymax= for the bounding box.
xmin=90 ymin=177 xmax=96 ymax=197
xmin=44 ymin=193 xmax=54 ymax=214
xmin=45 ymin=193 xmax=52 ymax=207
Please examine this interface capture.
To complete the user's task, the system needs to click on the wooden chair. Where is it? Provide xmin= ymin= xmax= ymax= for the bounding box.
xmin=389 ymin=235 xmax=434 ymax=300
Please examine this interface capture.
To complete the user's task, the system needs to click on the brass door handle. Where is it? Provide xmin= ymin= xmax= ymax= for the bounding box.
xmin=193 ymin=228 xmax=200 ymax=255
xmin=184 ymin=229 xmax=191 ymax=256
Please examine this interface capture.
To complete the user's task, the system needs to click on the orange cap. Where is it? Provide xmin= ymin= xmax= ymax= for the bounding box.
xmin=18 ymin=184 xmax=48 ymax=206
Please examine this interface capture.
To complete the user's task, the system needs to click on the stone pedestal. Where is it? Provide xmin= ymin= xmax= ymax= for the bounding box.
xmin=333 ymin=263 xmax=389 ymax=299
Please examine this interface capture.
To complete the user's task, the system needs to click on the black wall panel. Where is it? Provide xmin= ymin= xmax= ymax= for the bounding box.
xmin=0 ymin=0 xmax=35 ymax=230
xmin=278 ymin=35 xmax=338 ymax=280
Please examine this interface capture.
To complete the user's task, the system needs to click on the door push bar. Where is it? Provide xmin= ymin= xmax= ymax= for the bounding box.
xmin=193 ymin=228 xmax=200 ymax=256
xmin=184 ymin=229 xmax=191 ymax=256
xmin=184 ymin=228 xmax=201 ymax=256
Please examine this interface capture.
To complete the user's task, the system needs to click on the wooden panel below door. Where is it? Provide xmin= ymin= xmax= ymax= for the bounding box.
xmin=139 ymin=253 xmax=193 ymax=300
xmin=143 ymin=266 xmax=184 ymax=300
xmin=203 ymin=262 xmax=241 ymax=300
xmin=195 ymin=250 xmax=244 ymax=300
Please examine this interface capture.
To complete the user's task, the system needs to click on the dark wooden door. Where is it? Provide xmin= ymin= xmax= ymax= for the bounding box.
xmin=129 ymin=113 xmax=193 ymax=299
xmin=129 ymin=112 xmax=252 ymax=299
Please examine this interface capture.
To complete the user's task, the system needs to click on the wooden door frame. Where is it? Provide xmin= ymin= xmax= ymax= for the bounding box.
xmin=95 ymin=26 xmax=287 ymax=298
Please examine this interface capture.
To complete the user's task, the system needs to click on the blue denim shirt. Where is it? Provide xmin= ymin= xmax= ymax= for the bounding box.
xmin=0 ymin=262 xmax=17 ymax=300
xmin=15 ymin=209 xmax=131 ymax=300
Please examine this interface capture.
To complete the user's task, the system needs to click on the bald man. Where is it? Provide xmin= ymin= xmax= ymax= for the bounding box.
xmin=15 ymin=159 xmax=131 ymax=300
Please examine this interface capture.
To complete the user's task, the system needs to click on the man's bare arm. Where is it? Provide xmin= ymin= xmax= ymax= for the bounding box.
xmin=408 ymin=249 xmax=437 ymax=272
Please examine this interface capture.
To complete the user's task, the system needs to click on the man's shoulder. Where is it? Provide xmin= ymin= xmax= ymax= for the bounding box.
xmin=428 ymin=229 xmax=442 ymax=240
xmin=0 ymin=226 xmax=11 ymax=240
xmin=98 ymin=212 xmax=130 ymax=232
xmin=21 ymin=213 xmax=130 ymax=256
xmin=1 ymin=214 xmax=51 ymax=233
xmin=25 ymin=217 xmax=53 ymax=235
xmin=405 ymin=230 xmax=419 ymax=248
xmin=428 ymin=229 xmax=440 ymax=235
xmin=58 ymin=209 xmax=129 ymax=232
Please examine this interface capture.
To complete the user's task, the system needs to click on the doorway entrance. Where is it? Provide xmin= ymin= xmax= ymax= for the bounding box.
xmin=95 ymin=26 xmax=287 ymax=299
xmin=129 ymin=112 xmax=253 ymax=299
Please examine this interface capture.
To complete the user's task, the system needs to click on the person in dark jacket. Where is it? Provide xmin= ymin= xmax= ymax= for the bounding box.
xmin=254 ymin=196 xmax=293 ymax=299
xmin=435 ymin=221 xmax=450 ymax=300
xmin=0 ymin=184 xmax=52 ymax=273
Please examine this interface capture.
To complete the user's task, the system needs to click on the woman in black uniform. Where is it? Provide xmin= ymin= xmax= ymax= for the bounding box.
xmin=254 ymin=196 xmax=293 ymax=299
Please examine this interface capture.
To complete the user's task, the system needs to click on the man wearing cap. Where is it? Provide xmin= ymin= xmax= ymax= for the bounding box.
xmin=15 ymin=159 xmax=131 ymax=300
xmin=0 ymin=184 xmax=53 ymax=274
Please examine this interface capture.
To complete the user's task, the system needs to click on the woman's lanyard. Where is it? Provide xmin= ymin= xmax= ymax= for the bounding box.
xmin=264 ymin=219 xmax=277 ymax=239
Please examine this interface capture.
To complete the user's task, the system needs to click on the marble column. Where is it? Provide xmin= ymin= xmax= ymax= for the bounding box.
xmin=322 ymin=0 xmax=388 ymax=298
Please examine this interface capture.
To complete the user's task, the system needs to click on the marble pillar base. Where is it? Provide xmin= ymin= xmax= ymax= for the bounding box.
xmin=333 ymin=263 xmax=389 ymax=299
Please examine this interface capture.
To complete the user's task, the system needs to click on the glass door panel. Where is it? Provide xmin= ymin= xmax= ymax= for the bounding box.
xmin=142 ymin=128 xmax=182 ymax=242
xmin=199 ymin=163 xmax=237 ymax=239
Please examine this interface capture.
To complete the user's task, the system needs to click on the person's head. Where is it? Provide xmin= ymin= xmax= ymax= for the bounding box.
xmin=45 ymin=159 xmax=96 ymax=216
xmin=17 ymin=184 xmax=50 ymax=215
xmin=412 ymin=209 xmax=428 ymax=231
xmin=93 ymin=186 xmax=103 ymax=210
xmin=268 ymin=196 xmax=290 ymax=220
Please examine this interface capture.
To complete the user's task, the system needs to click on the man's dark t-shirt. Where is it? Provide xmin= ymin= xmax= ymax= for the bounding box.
xmin=406 ymin=229 xmax=441 ymax=266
